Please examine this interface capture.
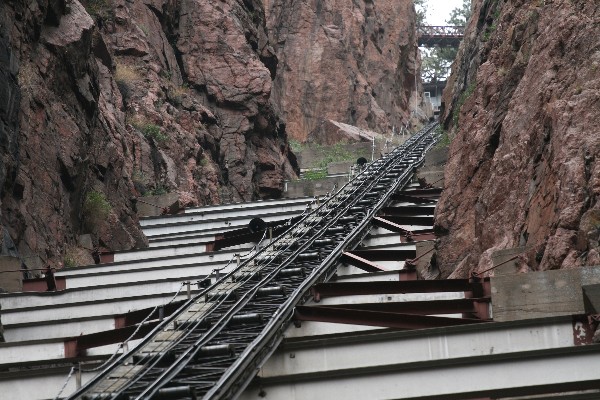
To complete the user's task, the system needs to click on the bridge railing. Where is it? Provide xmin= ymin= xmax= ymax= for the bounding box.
xmin=417 ymin=26 xmax=465 ymax=47
xmin=417 ymin=25 xmax=466 ymax=37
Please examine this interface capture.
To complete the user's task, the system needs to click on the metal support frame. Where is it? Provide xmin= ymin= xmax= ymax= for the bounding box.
xmin=390 ymin=193 xmax=437 ymax=204
xmin=347 ymin=249 xmax=416 ymax=261
xmin=67 ymin=123 xmax=441 ymax=400
xmin=375 ymin=215 xmax=434 ymax=226
xmin=298 ymin=298 xmax=490 ymax=317
xmin=379 ymin=206 xmax=435 ymax=216
xmin=371 ymin=217 xmax=437 ymax=242
xmin=294 ymin=305 xmax=487 ymax=329
xmin=398 ymin=188 xmax=443 ymax=197
xmin=311 ymin=279 xmax=489 ymax=302
xmin=340 ymin=252 xmax=387 ymax=273
xmin=417 ymin=25 xmax=465 ymax=47
xmin=207 ymin=226 xmax=288 ymax=252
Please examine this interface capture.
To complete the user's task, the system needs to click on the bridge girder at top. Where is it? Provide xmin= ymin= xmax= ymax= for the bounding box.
xmin=418 ymin=25 xmax=464 ymax=48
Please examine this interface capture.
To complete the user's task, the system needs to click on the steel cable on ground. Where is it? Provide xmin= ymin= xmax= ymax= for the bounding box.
xmin=53 ymin=282 xmax=188 ymax=399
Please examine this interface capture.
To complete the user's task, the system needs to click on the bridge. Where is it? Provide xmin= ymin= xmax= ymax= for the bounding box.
xmin=418 ymin=25 xmax=465 ymax=47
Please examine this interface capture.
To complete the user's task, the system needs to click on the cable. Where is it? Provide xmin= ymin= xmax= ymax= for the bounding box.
xmin=80 ymin=282 xmax=186 ymax=373
xmin=53 ymin=366 xmax=76 ymax=400
xmin=472 ymin=254 xmax=521 ymax=277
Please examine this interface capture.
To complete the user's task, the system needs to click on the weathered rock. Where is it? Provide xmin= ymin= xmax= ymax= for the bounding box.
xmin=0 ymin=17 xmax=20 ymax=204
xmin=101 ymin=0 xmax=298 ymax=203
xmin=264 ymin=0 xmax=427 ymax=142
xmin=0 ymin=0 xmax=301 ymax=265
xmin=0 ymin=0 xmax=148 ymax=266
xmin=436 ymin=0 xmax=600 ymax=277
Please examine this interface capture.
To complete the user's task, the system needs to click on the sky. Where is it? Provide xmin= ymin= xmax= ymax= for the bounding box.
xmin=423 ymin=0 xmax=464 ymax=25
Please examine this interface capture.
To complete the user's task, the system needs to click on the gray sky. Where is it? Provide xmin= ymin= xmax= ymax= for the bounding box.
xmin=424 ymin=0 xmax=464 ymax=25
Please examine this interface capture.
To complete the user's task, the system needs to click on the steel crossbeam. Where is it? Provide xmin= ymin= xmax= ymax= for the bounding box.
xmin=67 ymin=123 xmax=440 ymax=400
xmin=294 ymin=305 xmax=487 ymax=329
xmin=417 ymin=25 xmax=465 ymax=47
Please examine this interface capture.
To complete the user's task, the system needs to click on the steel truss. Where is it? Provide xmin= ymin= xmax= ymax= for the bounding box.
xmin=68 ymin=123 xmax=440 ymax=400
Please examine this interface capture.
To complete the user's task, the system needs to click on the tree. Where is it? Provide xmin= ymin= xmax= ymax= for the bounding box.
xmin=446 ymin=0 xmax=472 ymax=26
xmin=414 ymin=0 xmax=427 ymax=26
xmin=420 ymin=0 xmax=473 ymax=82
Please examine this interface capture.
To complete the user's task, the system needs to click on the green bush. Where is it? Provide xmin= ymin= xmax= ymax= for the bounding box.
xmin=82 ymin=0 xmax=113 ymax=21
xmin=83 ymin=191 xmax=111 ymax=231
xmin=145 ymin=185 xmax=169 ymax=196
xmin=303 ymin=169 xmax=328 ymax=180
xmin=452 ymin=82 xmax=476 ymax=127
xmin=435 ymin=126 xmax=452 ymax=149
xmin=289 ymin=139 xmax=303 ymax=153
xmin=64 ymin=255 xmax=77 ymax=269
xmin=314 ymin=142 xmax=359 ymax=169
xmin=140 ymin=124 xmax=168 ymax=143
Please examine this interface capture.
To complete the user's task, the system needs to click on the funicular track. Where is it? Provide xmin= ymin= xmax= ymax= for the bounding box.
xmin=68 ymin=123 xmax=440 ymax=400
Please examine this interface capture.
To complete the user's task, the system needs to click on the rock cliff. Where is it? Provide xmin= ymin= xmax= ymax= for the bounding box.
xmin=263 ymin=0 xmax=424 ymax=142
xmin=435 ymin=0 xmax=600 ymax=277
xmin=0 ymin=0 xmax=298 ymax=266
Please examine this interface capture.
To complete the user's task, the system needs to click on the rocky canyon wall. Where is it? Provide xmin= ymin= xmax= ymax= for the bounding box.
xmin=435 ymin=0 xmax=600 ymax=277
xmin=263 ymin=0 xmax=424 ymax=142
xmin=0 ymin=0 xmax=297 ymax=267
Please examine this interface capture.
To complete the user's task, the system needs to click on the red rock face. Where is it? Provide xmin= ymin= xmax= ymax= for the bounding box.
xmin=436 ymin=0 xmax=600 ymax=277
xmin=99 ymin=0 xmax=297 ymax=202
xmin=263 ymin=0 xmax=423 ymax=141
xmin=0 ymin=0 xmax=148 ymax=264
xmin=0 ymin=0 xmax=298 ymax=264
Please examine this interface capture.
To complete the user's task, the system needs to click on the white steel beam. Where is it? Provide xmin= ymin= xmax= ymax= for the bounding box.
xmin=3 ymin=316 xmax=117 ymax=342
xmin=141 ymin=211 xmax=303 ymax=238
xmin=240 ymin=319 xmax=599 ymax=400
xmin=0 ymin=292 xmax=188 ymax=325
xmin=241 ymin=348 xmax=600 ymax=400
xmin=55 ymin=248 xmax=241 ymax=277
xmin=140 ymin=200 xmax=310 ymax=227
xmin=181 ymin=196 xmax=312 ymax=215
xmin=0 ymin=367 xmax=99 ymax=400
xmin=261 ymin=319 xmax=576 ymax=379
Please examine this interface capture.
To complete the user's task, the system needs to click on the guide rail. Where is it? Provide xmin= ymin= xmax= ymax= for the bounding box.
xmin=68 ymin=123 xmax=439 ymax=400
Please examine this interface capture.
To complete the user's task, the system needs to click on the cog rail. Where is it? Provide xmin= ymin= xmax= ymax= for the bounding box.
xmin=68 ymin=123 xmax=439 ymax=400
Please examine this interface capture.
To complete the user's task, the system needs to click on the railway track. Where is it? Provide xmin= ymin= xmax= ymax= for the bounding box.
xmin=68 ymin=123 xmax=440 ymax=400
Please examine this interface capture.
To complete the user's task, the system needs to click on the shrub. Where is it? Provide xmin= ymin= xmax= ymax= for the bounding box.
xmin=435 ymin=126 xmax=452 ymax=149
xmin=289 ymin=139 xmax=303 ymax=153
xmin=64 ymin=255 xmax=77 ymax=268
xmin=115 ymin=63 xmax=141 ymax=103
xmin=313 ymin=142 xmax=360 ymax=169
xmin=452 ymin=82 xmax=476 ymax=127
xmin=132 ymin=170 xmax=148 ymax=195
xmin=115 ymin=63 xmax=141 ymax=83
xmin=83 ymin=191 xmax=111 ymax=232
xmin=139 ymin=24 xmax=149 ymax=36
xmin=140 ymin=124 xmax=168 ymax=143
xmin=129 ymin=115 xmax=169 ymax=143
xmin=303 ymin=169 xmax=328 ymax=180
xmin=167 ymin=85 xmax=189 ymax=106
xmin=82 ymin=0 xmax=113 ymax=21
xmin=18 ymin=62 xmax=37 ymax=94
xmin=146 ymin=185 xmax=169 ymax=196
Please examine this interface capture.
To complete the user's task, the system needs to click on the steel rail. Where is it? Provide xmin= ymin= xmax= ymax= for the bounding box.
xmin=204 ymin=127 xmax=439 ymax=400
xmin=68 ymin=123 xmax=439 ymax=400
xmin=131 ymin=125 xmax=432 ymax=398
xmin=135 ymin=138 xmax=421 ymax=398
xmin=68 ymin=161 xmax=377 ymax=398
